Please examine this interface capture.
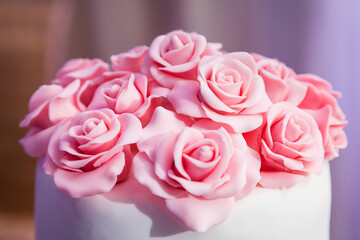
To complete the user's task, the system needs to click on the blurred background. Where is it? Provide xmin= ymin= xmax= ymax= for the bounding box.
xmin=0 ymin=0 xmax=359 ymax=239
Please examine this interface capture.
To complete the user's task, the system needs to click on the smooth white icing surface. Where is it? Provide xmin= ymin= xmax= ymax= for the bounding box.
xmin=35 ymin=158 xmax=331 ymax=240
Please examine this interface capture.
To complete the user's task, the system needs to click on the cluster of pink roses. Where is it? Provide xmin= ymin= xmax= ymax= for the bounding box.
xmin=20 ymin=30 xmax=347 ymax=232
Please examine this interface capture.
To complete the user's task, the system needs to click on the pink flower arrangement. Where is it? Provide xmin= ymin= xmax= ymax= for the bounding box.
xmin=20 ymin=30 xmax=347 ymax=232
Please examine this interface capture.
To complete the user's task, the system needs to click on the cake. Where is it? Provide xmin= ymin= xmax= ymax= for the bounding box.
xmin=20 ymin=30 xmax=347 ymax=239
xmin=35 ymin=158 xmax=331 ymax=240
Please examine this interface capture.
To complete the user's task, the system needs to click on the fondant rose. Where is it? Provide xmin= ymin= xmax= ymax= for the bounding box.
xmin=111 ymin=45 xmax=148 ymax=72
xmin=142 ymin=30 xmax=221 ymax=88
xmin=19 ymin=80 xmax=82 ymax=157
xmin=168 ymin=52 xmax=271 ymax=133
xmin=43 ymin=109 xmax=142 ymax=198
xmin=296 ymin=74 xmax=347 ymax=160
xmin=259 ymin=102 xmax=324 ymax=188
xmin=87 ymin=72 xmax=164 ymax=125
xmin=133 ymin=107 xmax=260 ymax=231
xmin=251 ymin=53 xmax=268 ymax=62
xmin=54 ymin=58 xmax=109 ymax=86
xmin=53 ymin=58 xmax=109 ymax=110
xmin=255 ymin=55 xmax=307 ymax=105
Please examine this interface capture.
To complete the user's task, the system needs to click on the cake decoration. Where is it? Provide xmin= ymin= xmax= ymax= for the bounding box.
xmin=20 ymin=30 xmax=347 ymax=232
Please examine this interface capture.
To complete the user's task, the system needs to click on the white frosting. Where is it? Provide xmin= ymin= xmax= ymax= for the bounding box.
xmin=35 ymin=158 xmax=331 ymax=240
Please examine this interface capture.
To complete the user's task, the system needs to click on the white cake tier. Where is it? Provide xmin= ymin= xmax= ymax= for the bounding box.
xmin=35 ymin=158 xmax=331 ymax=240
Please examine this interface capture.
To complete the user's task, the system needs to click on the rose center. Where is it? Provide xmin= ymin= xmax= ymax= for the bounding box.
xmin=178 ymin=136 xmax=221 ymax=182
xmin=104 ymin=84 xmax=121 ymax=99
xmin=285 ymin=118 xmax=304 ymax=142
xmin=189 ymin=145 xmax=215 ymax=162
xmin=218 ymin=72 xmax=234 ymax=84
xmin=169 ymin=35 xmax=186 ymax=51
xmin=266 ymin=63 xmax=288 ymax=79
xmin=83 ymin=119 xmax=100 ymax=134
xmin=81 ymin=118 xmax=109 ymax=139
xmin=216 ymin=69 xmax=241 ymax=84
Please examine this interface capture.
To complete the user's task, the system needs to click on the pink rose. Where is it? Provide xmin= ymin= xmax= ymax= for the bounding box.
xmin=296 ymin=74 xmax=347 ymax=160
xmin=258 ymin=102 xmax=324 ymax=188
xmin=142 ymin=30 xmax=221 ymax=88
xmin=255 ymin=55 xmax=307 ymax=105
xmin=53 ymin=58 xmax=109 ymax=110
xmin=43 ymin=109 xmax=142 ymax=198
xmin=19 ymin=80 xmax=82 ymax=157
xmin=111 ymin=45 xmax=148 ymax=72
xmin=54 ymin=58 xmax=109 ymax=86
xmin=87 ymin=72 xmax=164 ymax=125
xmin=133 ymin=107 xmax=260 ymax=231
xmin=251 ymin=53 xmax=268 ymax=62
xmin=168 ymin=52 xmax=271 ymax=133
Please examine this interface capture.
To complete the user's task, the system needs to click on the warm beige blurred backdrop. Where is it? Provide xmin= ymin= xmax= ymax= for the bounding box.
xmin=0 ymin=1 xmax=76 ymax=239
xmin=0 ymin=2 xmax=49 ymax=240
xmin=1 ymin=0 xmax=359 ymax=240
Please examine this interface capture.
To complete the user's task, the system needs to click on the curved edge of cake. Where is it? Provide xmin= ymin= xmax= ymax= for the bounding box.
xmin=35 ymin=158 xmax=331 ymax=240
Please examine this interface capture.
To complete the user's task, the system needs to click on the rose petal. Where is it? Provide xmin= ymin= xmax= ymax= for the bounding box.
xmin=172 ymin=128 xmax=204 ymax=180
xmin=28 ymin=84 xmax=63 ymax=112
xmin=162 ymin=42 xmax=195 ymax=65
xmin=55 ymin=58 xmax=109 ymax=86
xmin=202 ymin=104 xmax=263 ymax=133
xmin=149 ymin=65 xmax=197 ymax=88
xmin=168 ymin=170 xmax=230 ymax=197
xmin=286 ymin=78 xmax=308 ymax=106
xmin=48 ymin=80 xmax=81 ymax=123
xmin=137 ymin=107 xmax=193 ymax=158
xmin=19 ymin=125 xmax=57 ymax=157
xmin=236 ymin=148 xmax=261 ymax=199
xmin=168 ymin=81 xmax=206 ymax=118
xmin=153 ymin=133 xmax=180 ymax=182
xmin=111 ymin=45 xmax=148 ymax=72
xmin=42 ymin=155 xmax=57 ymax=175
xmin=204 ymin=149 xmax=247 ymax=199
xmin=53 ymin=152 xmax=126 ymax=198
xmin=201 ymin=129 xmax=233 ymax=182
xmin=133 ymin=152 xmax=187 ymax=199
xmin=116 ymin=113 xmax=142 ymax=146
